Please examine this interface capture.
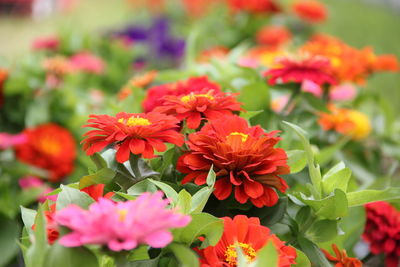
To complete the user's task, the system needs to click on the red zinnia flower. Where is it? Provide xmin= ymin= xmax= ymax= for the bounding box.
xmin=256 ymin=25 xmax=292 ymax=48
xmin=31 ymin=35 xmax=60 ymax=52
xmin=15 ymin=123 xmax=76 ymax=182
xmin=264 ymin=55 xmax=337 ymax=86
xmin=154 ymin=89 xmax=242 ymax=129
xmin=227 ymin=0 xmax=281 ymax=14
xmin=142 ymin=76 xmax=221 ymax=112
xmin=81 ymin=184 xmax=115 ymax=201
xmin=195 ymin=215 xmax=297 ymax=266
xmin=292 ymin=0 xmax=327 ymax=23
xmin=82 ymin=112 xmax=184 ymax=163
xmin=177 ymin=115 xmax=290 ymax=207
xmin=363 ymin=201 xmax=400 ymax=267
xmin=321 ymin=244 xmax=362 ymax=267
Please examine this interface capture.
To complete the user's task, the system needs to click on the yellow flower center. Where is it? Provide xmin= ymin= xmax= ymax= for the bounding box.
xmin=225 ymin=242 xmax=256 ymax=266
xmin=38 ymin=138 xmax=61 ymax=156
xmin=180 ymin=92 xmax=214 ymax=103
xmin=227 ymin=132 xmax=249 ymax=142
xmin=118 ymin=209 xmax=128 ymax=221
xmin=118 ymin=116 xmax=151 ymax=127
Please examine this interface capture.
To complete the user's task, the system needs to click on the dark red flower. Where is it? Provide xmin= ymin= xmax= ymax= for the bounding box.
xmin=32 ymin=204 xmax=59 ymax=244
xmin=321 ymin=244 xmax=362 ymax=267
xmin=264 ymin=55 xmax=337 ymax=86
xmin=292 ymin=0 xmax=327 ymax=23
xmin=82 ymin=112 xmax=184 ymax=163
xmin=256 ymin=25 xmax=292 ymax=48
xmin=363 ymin=201 xmax=400 ymax=267
xmin=31 ymin=35 xmax=60 ymax=52
xmin=154 ymin=89 xmax=242 ymax=129
xmin=177 ymin=115 xmax=290 ymax=207
xmin=15 ymin=123 xmax=76 ymax=182
xmin=142 ymin=76 xmax=221 ymax=112
xmin=227 ymin=0 xmax=281 ymax=14
xmin=195 ymin=215 xmax=296 ymax=266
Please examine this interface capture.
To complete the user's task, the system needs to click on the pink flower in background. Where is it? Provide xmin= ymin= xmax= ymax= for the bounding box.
xmin=301 ymin=79 xmax=323 ymax=97
xmin=330 ymin=84 xmax=357 ymax=101
xmin=32 ymin=36 xmax=60 ymax=51
xmin=55 ymin=191 xmax=191 ymax=251
xmin=18 ymin=176 xmax=57 ymax=203
xmin=0 ymin=133 xmax=27 ymax=150
xmin=271 ymin=95 xmax=290 ymax=113
xmin=69 ymin=52 xmax=105 ymax=74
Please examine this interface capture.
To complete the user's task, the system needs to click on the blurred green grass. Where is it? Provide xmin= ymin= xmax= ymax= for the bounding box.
xmin=0 ymin=0 xmax=399 ymax=106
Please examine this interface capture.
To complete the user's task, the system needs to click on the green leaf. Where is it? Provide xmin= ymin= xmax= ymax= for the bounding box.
xmin=56 ymin=185 xmax=95 ymax=211
xmin=252 ymin=197 xmax=288 ymax=227
xmin=206 ymin=167 xmax=216 ymax=187
xmin=44 ymin=242 xmax=99 ymax=267
xmin=20 ymin=206 xmax=37 ymax=235
xmin=299 ymin=189 xmax=348 ymax=220
xmin=169 ymin=243 xmax=199 ymax=267
xmin=25 ymin=95 xmax=50 ymax=127
xmin=79 ymin=168 xmax=115 ymax=189
xmin=148 ymin=179 xmax=179 ymax=205
xmin=0 ymin=216 xmax=21 ymax=267
xmin=322 ymin=163 xmax=351 ymax=195
xmin=114 ymin=192 xmax=137 ymax=200
xmin=126 ymin=179 xmax=157 ymax=197
xmin=237 ymin=82 xmax=270 ymax=111
xmin=306 ymin=220 xmax=338 ymax=243
xmin=173 ymin=213 xmax=223 ymax=249
xmin=254 ymin=240 xmax=278 ymax=267
xmin=240 ymin=110 xmax=264 ymax=121
xmin=298 ymin=237 xmax=331 ymax=267
xmin=283 ymin=121 xmax=322 ymax=199
xmin=176 ymin=189 xmax=192 ymax=214
xmin=316 ymin=138 xmax=348 ymax=165
xmin=25 ymin=205 xmax=49 ymax=267
xmin=347 ymin=187 xmax=400 ymax=207
xmin=128 ymin=245 xmax=150 ymax=261
xmin=190 ymin=186 xmax=214 ymax=214
xmin=90 ymin=152 xmax=108 ymax=170
xmin=293 ymin=248 xmax=311 ymax=267
xmin=287 ymin=150 xmax=307 ymax=174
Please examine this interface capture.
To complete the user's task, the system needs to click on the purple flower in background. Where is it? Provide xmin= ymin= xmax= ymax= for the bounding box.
xmin=113 ymin=17 xmax=185 ymax=66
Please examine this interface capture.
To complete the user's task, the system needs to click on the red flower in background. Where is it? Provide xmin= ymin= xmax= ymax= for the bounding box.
xmin=195 ymin=215 xmax=296 ymax=266
xmin=363 ymin=201 xmax=400 ymax=267
xmin=154 ymin=89 xmax=242 ymax=129
xmin=321 ymin=244 xmax=362 ymax=267
xmin=0 ymin=68 xmax=9 ymax=107
xmin=32 ymin=204 xmax=59 ymax=245
xmin=256 ymin=25 xmax=292 ymax=48
xmin=292 ymin=0 xmax=327 ymax=23
xmin=82 ymin=112 xmax=184 ymax=163
xmin=227 ymin=0 xmax=281 ymax=14
xmin=15 ymin=123 xmax=76 ymax=182
xmin=264 ymin=55 xmax=337 ymax=86
xmin=81 ymin=184 xmax=114 ymax=201
xmin=198 ymin=46 xmax=229 ymax=63
xmin=177 ymin=115 xmax=290 ymax=207
xmin=142 ymin=76 xmax=221 ymax=112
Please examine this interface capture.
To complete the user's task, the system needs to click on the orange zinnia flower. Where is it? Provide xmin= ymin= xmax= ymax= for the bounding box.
xmin=195 ymin=215 xmax=297 ymax=266
xmin=292 ymin=0 xmax=327 ymax=23
xmin=264 ymin=54 xmax=337 ymax=86
xmin=256 ymin=25 xmax=292 ymax=48
xmin=318 ymin=105 xmax=371 ymax=140
xmin=227 ymin=0 xmax=281 ymax=14
xmin=82 ymin=112 xmax=184 ymax=163
xmin=177 ymin=115 xmax=290 ymax=207
xmin=0 ymin=68 xmax=8 ymax=107
xmin=321 ymin=244 xmax=362 ymax=267
xmin=15 ymin=123 xmax=76 ymax=182
xmin=142 ymin=76 xmax=221 ymax=112
xmin=154 ymin=89 xmax=242 ymax=129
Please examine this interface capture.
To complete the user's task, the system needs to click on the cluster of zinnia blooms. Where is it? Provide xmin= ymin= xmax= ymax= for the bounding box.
xmin=318 ymin=105 xmax=372 ymax=140
xmin=363 ymin=201 xmax=400 ymax=267
xmin=195 ymin=215 xmax=297 ymax=266
xmin=14 ymin=123 xmax=77 ymax=182
xmin=55 ymin=191 xmax=191 ymax=251
xmin=300 ymin=34 xmax=399 ymax=84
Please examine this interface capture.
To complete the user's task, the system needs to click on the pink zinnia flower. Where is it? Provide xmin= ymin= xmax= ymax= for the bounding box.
xmin=32 ymin=36 xmax=60 ymax=51
xmin=69 ymin=52 xmax=105 ymax=74
xmin=0 ymin=132 xmax=27 ymax=150
xmin=55 ymin=191 xmax=191 ymax=251
xmin=18 ymin=176 xmax=57 ymax=203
